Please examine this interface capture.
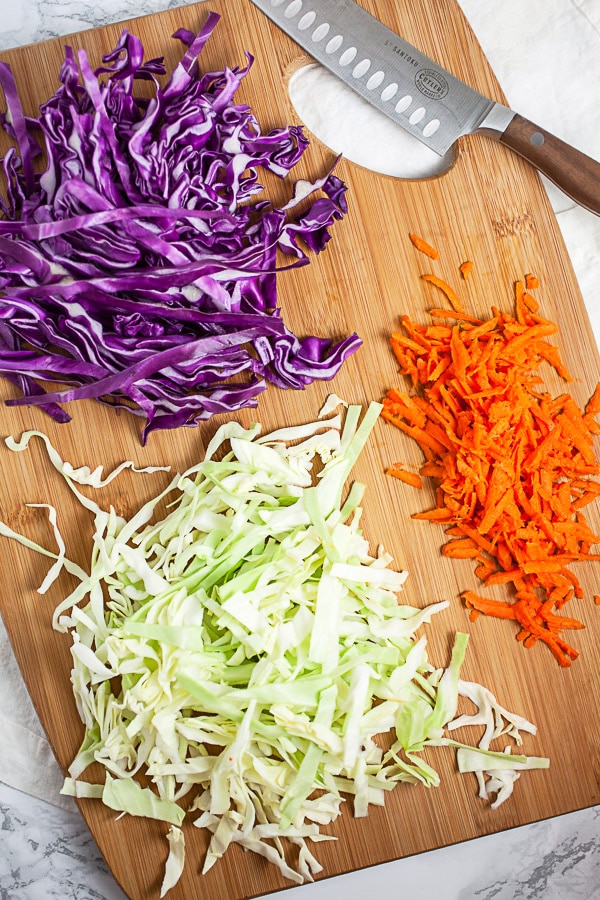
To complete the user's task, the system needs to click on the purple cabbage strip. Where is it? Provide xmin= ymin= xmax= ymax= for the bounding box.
xmin=0 ymin=11 xmax=360 ymax=443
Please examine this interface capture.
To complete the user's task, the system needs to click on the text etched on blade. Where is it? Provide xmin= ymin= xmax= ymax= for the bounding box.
xmin=383 ymin=39 xmax=420 ymax=68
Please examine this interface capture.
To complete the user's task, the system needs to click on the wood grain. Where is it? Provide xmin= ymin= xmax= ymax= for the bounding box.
xmin=0 ymin=1 xmax=599 ymax=898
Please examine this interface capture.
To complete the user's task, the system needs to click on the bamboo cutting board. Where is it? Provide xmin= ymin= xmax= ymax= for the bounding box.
xmin=1 ymin=1 xmax=599 ymax=898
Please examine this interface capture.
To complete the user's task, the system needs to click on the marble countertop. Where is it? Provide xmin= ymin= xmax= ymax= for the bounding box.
xmin=1 ymin=1 xmax=600 ymax=898
xmin=1 ymin=777 xmax=599 ymax=900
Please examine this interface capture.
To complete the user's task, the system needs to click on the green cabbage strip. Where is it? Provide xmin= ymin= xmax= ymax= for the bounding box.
xmin=0 ymin=399 xmax=548 ymax=895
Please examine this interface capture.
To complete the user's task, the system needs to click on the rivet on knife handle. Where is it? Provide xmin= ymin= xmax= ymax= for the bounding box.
xmin=249 ymin=0 xmax=600 ymax=216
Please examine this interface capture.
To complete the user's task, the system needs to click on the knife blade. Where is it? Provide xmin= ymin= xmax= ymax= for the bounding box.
xmin=248 ymin=0 xmax=600 ymax=216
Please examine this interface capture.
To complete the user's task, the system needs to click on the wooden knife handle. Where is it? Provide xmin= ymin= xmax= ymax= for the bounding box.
xmin=498 ymin=113 xmax=600 ymax=215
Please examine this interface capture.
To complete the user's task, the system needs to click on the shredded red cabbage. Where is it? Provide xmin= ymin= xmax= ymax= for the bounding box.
xmin=0 ymin=12 xmax=360 ymax=442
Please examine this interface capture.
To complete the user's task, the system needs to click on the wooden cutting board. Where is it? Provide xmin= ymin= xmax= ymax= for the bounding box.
xmin=1 ymin=1 xmax=599 ymax=898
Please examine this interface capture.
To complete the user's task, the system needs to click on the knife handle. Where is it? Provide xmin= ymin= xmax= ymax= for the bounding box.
xmin=498 ymin=114 xmax=600 ymax=216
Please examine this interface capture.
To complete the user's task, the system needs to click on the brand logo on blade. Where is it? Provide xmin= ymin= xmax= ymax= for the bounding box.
xmin=415 ymin=68 xmax=449 ymax=100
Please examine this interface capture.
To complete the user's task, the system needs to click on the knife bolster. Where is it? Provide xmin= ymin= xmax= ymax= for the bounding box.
xmin=476 ymin=102 xmax=515 ymax=139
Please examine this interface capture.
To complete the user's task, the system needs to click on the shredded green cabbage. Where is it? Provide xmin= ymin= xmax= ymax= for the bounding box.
xmin=1 ymin=398 xmax=548 ymax=894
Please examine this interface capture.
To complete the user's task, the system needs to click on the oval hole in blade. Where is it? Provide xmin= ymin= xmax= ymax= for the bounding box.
xmin=288 ymin=64 xmax=454 ymax=179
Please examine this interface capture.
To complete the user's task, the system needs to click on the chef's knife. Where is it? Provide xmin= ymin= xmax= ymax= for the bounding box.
xmin=249 ymin=0 xmax=600 ymax=215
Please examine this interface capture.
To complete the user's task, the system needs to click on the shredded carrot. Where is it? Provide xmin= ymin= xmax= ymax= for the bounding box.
xmin=459 ymin=260 xmax=474 ymax=280
xmin=442 ymin=538 xmax=480 ymax=559
xmin=383 ymin=259 xmax=600 ymax=667
xmin=409 ymin=232 xmax=440 ymax=259
xmin=386 ymin=463 xmax=423 ymax=489
xmin=463 ymin=591 xmax=517 ymax=620
xmin=421 ymin=273 xmax=466 ymax=314
xmin=428 ymin=308 xmax=482 ymax=324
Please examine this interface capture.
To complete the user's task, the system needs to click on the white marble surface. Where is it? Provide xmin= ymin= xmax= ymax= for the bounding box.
xmin=1 ymin=777 xmax=600 ymax=900
xmin=1 ymin=0 xmax=600 ymax=898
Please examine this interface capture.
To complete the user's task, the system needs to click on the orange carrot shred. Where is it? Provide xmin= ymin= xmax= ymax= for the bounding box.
xmin=463 ymin=591 xmax=517 ymax=620
xmin=428 ymin=308 xmax=482 ymax=324
xmin=515 ymin=280 xmax=528 ymax=324
xmin=523 ymin=292 xmax=539 ymax=313
xmin=409 ymin=232 xmax=440 ymax=259
xmin=386 ymin=464 xmax=423 ymax=489
xmin=382 ymin=253 xmax=600 ymax=666
xmin=442 ymin=539 xmax=480 ymax=559
xmin=421 ymin=273 xmax=466 ymax=314
xmin=459 ymin=260 xmax=474 ymax=280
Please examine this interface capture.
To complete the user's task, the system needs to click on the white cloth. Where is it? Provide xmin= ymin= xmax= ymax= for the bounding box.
xmin=0 ymin=620 xmax=74 ymax=810
xmin=1 ymin=0 xmax=600 ymax=809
